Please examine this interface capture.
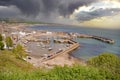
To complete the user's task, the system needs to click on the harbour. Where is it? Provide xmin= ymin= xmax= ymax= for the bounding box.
xmin=29 ymin=25 xmax=120 ymax=60
xmin=0 ymin=22 xmax=120 ymax=64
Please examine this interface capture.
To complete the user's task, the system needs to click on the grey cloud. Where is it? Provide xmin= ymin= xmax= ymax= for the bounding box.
xmin=58 ymin=0 xmax=97 ymax=17
xmin=0 ymin=0 xmax=97 ymax=17
xmin=0 ymin=6 xmax=21 ymax=18
xmin=2 ymin=0 xmax=119 ymax=22
xmin=75 ymin=8 xmax=120 ymax=21
xmin=0 ymin=0 xmax=40 ymax=16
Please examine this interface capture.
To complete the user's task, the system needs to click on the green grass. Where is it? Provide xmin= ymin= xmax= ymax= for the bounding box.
xmin=0 ymin=50 xmax=120 ymax=80
xmin=0 ymin=50 xmax=33 ymax=71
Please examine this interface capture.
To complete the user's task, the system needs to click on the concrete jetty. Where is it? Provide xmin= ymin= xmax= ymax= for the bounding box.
xmin=77 ymin=34 xmax=114 ymax=44
xmin=92 ymin=36 xmax=114 ymax=44
xmin=42 ymin=40 xmax=79 ymax=62
xmin=27 ymin=39 xmax=50 ymax=43
xmin=54 ymin=39 xmax=70 ymax=43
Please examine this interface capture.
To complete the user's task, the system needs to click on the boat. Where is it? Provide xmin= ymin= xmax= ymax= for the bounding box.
xmin=48 ymin=47 xmax=52 ymax=51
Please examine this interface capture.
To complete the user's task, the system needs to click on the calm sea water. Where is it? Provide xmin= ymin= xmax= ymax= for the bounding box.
xmin=29 ymin=25 xmax=120 ymax=60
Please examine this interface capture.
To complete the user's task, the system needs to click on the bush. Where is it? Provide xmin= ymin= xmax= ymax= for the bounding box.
xmin=88 ymin=53 xmax=119 ymax=69
xmin=88 ymin=53 xmax=120 ymax=79
xmin=13 ymin=44 xmax=27 ymax=59
xmin=5 ymin=36 xmax=13 ymax=49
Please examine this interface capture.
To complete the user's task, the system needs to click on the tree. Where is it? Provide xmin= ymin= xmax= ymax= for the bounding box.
xmin=0 ymin=34 xmax=3 ymax=41
xmin=0 ymin=41 xmax=4 ymax=50
xmin=13 ymin=44 xmax=26 ymax=58
xmin=5 ymin=36 xmax=13 ymax=49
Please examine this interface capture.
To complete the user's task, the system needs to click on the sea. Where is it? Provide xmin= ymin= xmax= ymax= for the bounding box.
xmin=29 ymin=25 xmax=120 ymax=60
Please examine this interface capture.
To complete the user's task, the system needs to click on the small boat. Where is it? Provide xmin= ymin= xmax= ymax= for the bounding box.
xmin=48 ymin=47 xmax=52 ymax=51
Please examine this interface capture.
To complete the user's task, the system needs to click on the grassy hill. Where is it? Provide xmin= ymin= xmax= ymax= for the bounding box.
xmin=0 ymin=50 xmax=120 ymax=80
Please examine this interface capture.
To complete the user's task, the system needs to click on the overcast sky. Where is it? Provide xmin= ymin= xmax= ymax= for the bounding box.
xmin=0 ymin=0 xmax=120 ymax=28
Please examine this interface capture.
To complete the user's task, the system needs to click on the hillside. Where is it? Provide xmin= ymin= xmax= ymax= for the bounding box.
xmin=0 ymin=50 xmax=120 ymax=80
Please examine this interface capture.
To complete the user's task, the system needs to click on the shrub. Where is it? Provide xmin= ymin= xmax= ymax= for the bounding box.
xmin=5 ymin=36 xmax=13 ymax=49
xmin=88 ymin=53 xmax=120 ymax=79
xmin=13 ymin=44 xmax=27 ymax=59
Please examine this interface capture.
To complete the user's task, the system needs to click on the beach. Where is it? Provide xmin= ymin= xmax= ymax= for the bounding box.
xmin=26 ymin=53 xmax=86 ymax=68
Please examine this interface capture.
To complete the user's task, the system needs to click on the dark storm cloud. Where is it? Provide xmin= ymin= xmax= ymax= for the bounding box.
xmin=58 ymin=0 xmax=97 ymax=16
xmin=75 ymin=8 xmax=120 ymax=21
xmin=42 ymin=0 xmax=60 ymax=14
xmin=2 ymin=0 xmax=119 ymax=22
xmin=0 ymin=0 xmax=40 ymax=16
xmin=0 ymin=0 xmax=97 ymax=17
xmin=0 ymin=0 xmax=11 ymax=6
xmin=0 ymin=6 xmax=20 ymax=18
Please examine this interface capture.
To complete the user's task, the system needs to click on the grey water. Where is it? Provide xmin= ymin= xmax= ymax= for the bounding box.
xmin=29 ymin=25 xmax=120 ymax=60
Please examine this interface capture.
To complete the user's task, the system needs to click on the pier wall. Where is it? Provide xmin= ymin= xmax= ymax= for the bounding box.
xmin=77 ymin=34 xmax=114 ymax=44
xmin=42 ymin=40 xmax=79 ymax=61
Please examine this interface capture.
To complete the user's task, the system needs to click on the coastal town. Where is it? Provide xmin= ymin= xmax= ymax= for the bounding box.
xmin=0 ymin=21 xmax=115 ymax=67
xmin=1 ymin=0 xmax=120 ymax=79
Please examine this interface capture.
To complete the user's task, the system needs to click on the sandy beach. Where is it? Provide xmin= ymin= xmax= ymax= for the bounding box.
xmin=26 ymin=53 xmax=86 ymax=68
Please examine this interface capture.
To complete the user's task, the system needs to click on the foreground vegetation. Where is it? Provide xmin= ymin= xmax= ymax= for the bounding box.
xmin=0 ymin=50 xmax=120 ymax=80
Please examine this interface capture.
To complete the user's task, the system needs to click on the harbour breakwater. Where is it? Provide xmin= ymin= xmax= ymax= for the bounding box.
xmin=42 ymin=40 xmax=79 ymax=62
xmin=77 ymin=33 xmax=115 ymax=44
xmin=91 ymin=36 xmax=114 ymax=44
